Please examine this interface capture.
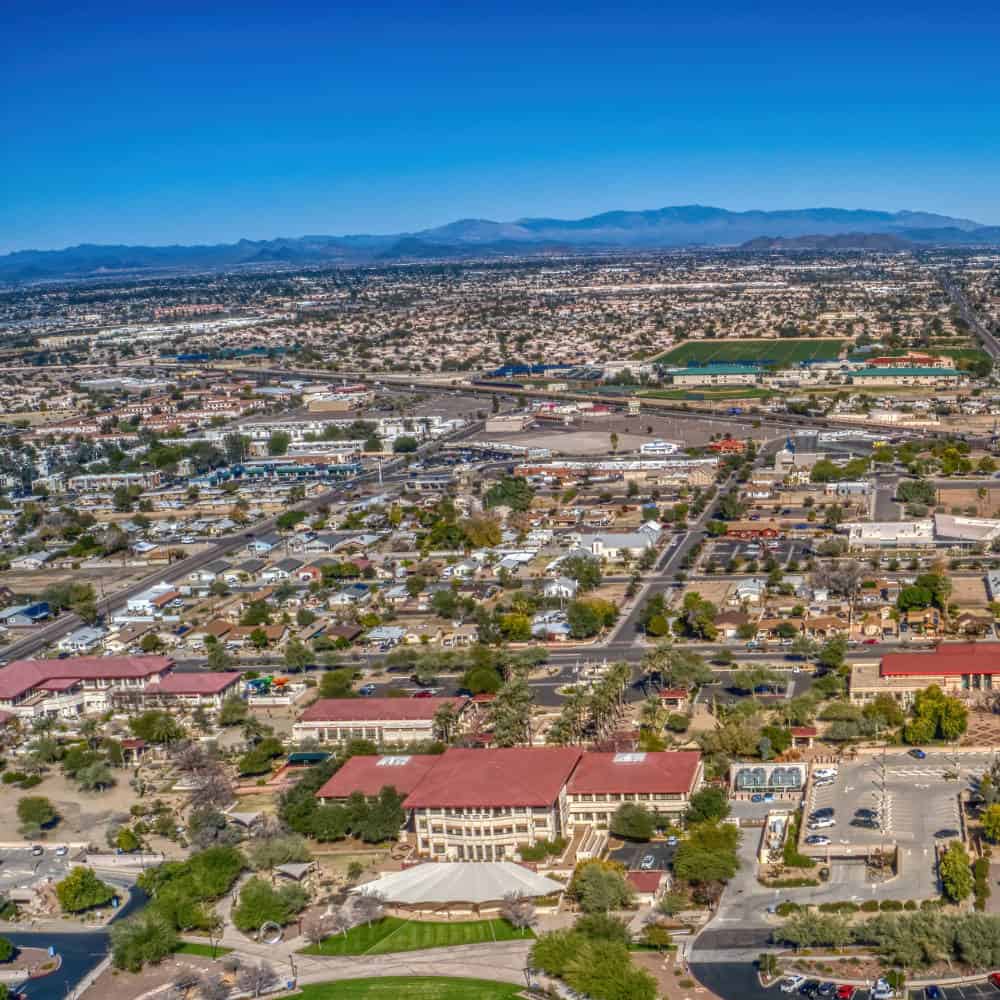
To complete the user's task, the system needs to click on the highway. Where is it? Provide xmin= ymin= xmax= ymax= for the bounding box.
xmin=940 ymin=272 xmax=1000 ymax=361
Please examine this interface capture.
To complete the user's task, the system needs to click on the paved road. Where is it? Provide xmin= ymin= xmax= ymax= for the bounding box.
xmin=0 ymin=421 xmax=483 ymax=664
xmin=940 ymin=273 xmax=1000 ymax=361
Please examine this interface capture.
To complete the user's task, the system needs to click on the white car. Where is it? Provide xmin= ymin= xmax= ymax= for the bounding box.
xmin=813 ymin=768 xmax=838 ymax=780
xmin=780 ymin=976 xmax=806 ymax=993
xmin=639 ymin=855 xmax=655 ymax=870
xmin=54 ymin=846 xmax=68 ymax=857
xmin=808 ymin=816 xmax=836 ymax=830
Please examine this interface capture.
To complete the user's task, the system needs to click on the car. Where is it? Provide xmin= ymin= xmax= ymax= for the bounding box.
xmin=909 ymin=748 xmax=928 ymax=759
xmin=30 ymin=845 xmax=43 ymax=857
xmin=639 ymin=855 xmax=655 ymax=870
xmin=813 ymin=768 xmax=838 ymax=780
xmin=817 ymin=984 xmax=837 ymax=999
xmin=359 ymin=684 xmax=376 ymax=696
xmin=411 ymin=690 xmax=435 ymax=698
xmin=805 ymin=835 xmax=831 ymax=846
xmin=836 ymin=987 xmax=855 ymax=1000
xmin=863 ymin=638 xmax=879 ymax=645
xmin=989 ymin=971 xmax=1000 ymax=988
xmin=780 ymin=977 xmax=806 ymax=993
xmin=665 ymin=835 xmax=678 ymax=847
xmin=808 ymin=817 xmax=836 ymax=830
xmin=798 ymin=981 xmax=821 ymax=998
xmin=54 ymin=846 xmax=68 ymax=857
xmin=809 ymin=807 xmax=835 ymax=820
xmin=751 ymin=793 xmax=765 ymax=803
xmin=870 ymin=978 xmax=896 ymax=999
xmin=924 ymin=987 xmax=942 ymax=1000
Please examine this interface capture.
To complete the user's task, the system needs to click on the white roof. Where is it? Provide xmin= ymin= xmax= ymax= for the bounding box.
xmin=350 ymin=861 xmax=564 ymax=905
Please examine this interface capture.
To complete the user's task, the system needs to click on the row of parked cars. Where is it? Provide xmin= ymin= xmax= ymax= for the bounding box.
xmin=778 ymin=976 xmax=894 ymax=998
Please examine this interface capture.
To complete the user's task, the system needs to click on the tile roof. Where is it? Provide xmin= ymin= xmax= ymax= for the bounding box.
xmin=881 ymin=643 xmax=1000 ymax=677
xmin=0 ymin=656 xmax=173 ymax=701
xmin=403 ymin=747 xmax=583 ymax=809
xmin=567 ymin=751 xmax=701 ymax=795
xmin=147 ymin=672 xmax=242 ymax=695
xmin=316 ymin=754 xmax=440 ymax=799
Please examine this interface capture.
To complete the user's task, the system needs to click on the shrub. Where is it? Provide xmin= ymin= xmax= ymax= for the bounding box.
xmin=775 ymin=902 xmax=801 ymax=916
xmin=860 ymin=900 xmax=879 ymax=912
xmin=879 ymin=899 xmax=903 ymax=912
xmin=904 ymin=900 xmax=918 ymax=911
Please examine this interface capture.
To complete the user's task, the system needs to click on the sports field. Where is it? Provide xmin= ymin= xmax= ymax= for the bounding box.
xmin=300 ymin=916 xmax=531 ymax=956
xmin=656 ymin=338 xmax=847 ymax=367
xmin=297 ymin=978 xmax=525 ymax=1000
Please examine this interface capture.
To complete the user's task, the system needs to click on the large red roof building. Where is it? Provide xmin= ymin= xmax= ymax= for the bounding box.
xmin=292 ymin=697 xmax=467 ymax=746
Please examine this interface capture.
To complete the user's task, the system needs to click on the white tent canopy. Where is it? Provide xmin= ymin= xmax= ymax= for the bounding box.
xmin=349 ymin=862 xmax=564 ymax=905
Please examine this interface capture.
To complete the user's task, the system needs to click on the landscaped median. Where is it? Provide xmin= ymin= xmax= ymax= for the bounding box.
xmin=295 ymin=978 xmax=526 ymax=1000
xmin=299 ymin=916 xmax=534 ymax=956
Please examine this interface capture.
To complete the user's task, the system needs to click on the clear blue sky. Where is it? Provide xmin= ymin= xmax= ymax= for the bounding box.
xmin=3 ymin=0 xmax=1000 ymax=252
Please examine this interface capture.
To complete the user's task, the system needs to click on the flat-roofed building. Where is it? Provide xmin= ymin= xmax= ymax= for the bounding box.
xmin=292 ymin=697 xmax=467 ymax=746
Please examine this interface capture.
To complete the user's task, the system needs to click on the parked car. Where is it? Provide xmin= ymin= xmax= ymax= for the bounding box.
xmin=808 ymin=817 xmax=836 ymax=830
xmin=805 ymin=835 xmax=831 ymax=846
xmin=909 ymin=748 xmax=927 ymax=759
xmin=924 ymin=987 xmax=943 ymax=999
xmin=863 ymin=638 xmax=879 ymax=645
xmin=813 ymin=768 xmax=838 ymax=780
xmin=780 ymin=977 xmax=806 ymax=994
xmin=639 ymin=855 xmax=655 ymax=870
xmin=817 ymin=984 xmax=837 ymax=999
xmin=412 ymin=690 xmax=435 ymax=698
xmin=30 ymin=845 xmax=43 ymax=857
xmin=988 ymin=971 xmax=1000 ymax=988
xmin=54 ymin=846 xmax=68 ymax=857
xmin=835 ymin=987 xmax=855 ymax=1000
xmin=798 ymin=982 xmax=821 ymax=998
xmin=359 ymin=683 xmax=377 ymax=696
xmin=809 ymin=807 xmax=835 ymax=820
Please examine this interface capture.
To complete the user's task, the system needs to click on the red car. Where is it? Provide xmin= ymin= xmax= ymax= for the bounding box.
xmin=863 ymin=638 xmax=879 ymax=645
xmin=989 ymin=971 xmax=1000 ymax=989
xmin=411 ymin=690 xmax=435 ymax=698
xmin=836 ymin=987 xmax=855 ymax=1000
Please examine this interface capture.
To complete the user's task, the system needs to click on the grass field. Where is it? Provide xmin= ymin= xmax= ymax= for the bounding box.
xmin=300 ymin=917 xmax=532 ymax=956
xmin=173 ymin=942 xmax=233 ymax=957
xmin=297 ymin=978 xmax=524 ymax=1000
xmin=656 ymin=338 xmax=847 ymax=367
xmin=847 ymin=346 xmax=989 ymax=365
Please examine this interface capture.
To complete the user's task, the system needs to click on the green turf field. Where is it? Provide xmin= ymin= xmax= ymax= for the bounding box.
xmin=299 ymin=916 xmax=532 ymax=956
xmin=656 ymin=338 xmax=846 ymax=367
xmin=297 ymin=977 xmax=525 ymax=1000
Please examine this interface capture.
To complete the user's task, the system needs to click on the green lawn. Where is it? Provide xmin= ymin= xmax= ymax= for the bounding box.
xmin=173 ymin=942 xmax=233 ymax=958
xmin=299 ymin=916 xmax=533 ymax=956
xmin=655 ymin=338 xmax=846 ymax=367
xmin=296 ymin=977 xmax=525 ymax=1000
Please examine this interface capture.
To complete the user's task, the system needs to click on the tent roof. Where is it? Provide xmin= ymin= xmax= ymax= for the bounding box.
xmin=350 ymin=862 xmax=563 ymax=905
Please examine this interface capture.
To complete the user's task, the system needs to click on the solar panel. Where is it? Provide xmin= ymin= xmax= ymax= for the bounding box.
xmin=377 ymin=756 xmax=411 ymax=767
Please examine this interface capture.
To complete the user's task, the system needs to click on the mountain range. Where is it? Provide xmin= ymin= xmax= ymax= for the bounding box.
xmin=3 ymin=205 xmax=1000 ymax=283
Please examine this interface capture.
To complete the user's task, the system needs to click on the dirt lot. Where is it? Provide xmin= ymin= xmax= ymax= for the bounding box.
xmin=86 ymin=952 xmax=219 ymax=1000
xmin=936 ymin=486 xmax=1000 ymax=517
xmin=491 ymin=428 xmax=653 ymax=456
xmin=680 ymin=579 xmax=732 ymax=608
xmin=951 ymin=576 xmax=990 ymax=606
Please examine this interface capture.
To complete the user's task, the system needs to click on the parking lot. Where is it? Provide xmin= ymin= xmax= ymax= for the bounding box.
xmin=707 ymin=538 xmax=809 ymax=568
xmin=0 ymin=846 xmax=74 ymax=895
xmin=803 ymin=752 xmax=995 ymax=855
xmin=907 ymin=983 xmax=1000 ymax=999
xmin=609 ymin=841 xmax=677 ymax=871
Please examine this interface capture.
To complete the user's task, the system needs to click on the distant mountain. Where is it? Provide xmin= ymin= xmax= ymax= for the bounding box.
xmin=2 ymin=205 xmax=997 ymax=283
xmin=740 ymin=233 xmax=916 ymax=251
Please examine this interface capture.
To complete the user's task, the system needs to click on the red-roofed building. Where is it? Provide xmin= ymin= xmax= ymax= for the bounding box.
xmin=316 ymin=754 xmax=440 ymax=800
xmin=292 ymin=697 xmax=467 ymax=746
xmin=404 ymin=747 xmax=583 ymax=861
xmin=0 ymin=655 xmax=173 ymax=718
xmin=142 ymin=671 xmax=242 ymax=708
xmin=625 ymin=870 xmax=667 ymax=902
xmin=566 ymin=751 xmax=703 ymax=826
xmin=850 ymin=643 xmax=1000 ymax=706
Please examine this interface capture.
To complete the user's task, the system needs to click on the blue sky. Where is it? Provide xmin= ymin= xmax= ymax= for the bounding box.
xmin=3 ymin=0 xmax=1000 ymax=252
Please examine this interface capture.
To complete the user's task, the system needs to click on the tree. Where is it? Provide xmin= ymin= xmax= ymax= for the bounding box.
xmin=283 ymin=638 xmax=312 ymax=672
xmin=56 ymin=867 xmax=115 ymax=913
xmin=685 ymin=787 xmax=730 ymax=824
xmin=489 ymin=677 xmax=533 ymax=747
xmin=219 ymin=694 xmax=249 ymax=726
xmin=432 ymin=701 xmax=460 ymax=743
xmin=267 ymin=431 xmax=291 ymax=456
xmin=940 ymin=840 xmax=974 ymax=903
xmin=130 ymin=710 xmax=183 ymax=744
xmin=0 ymin=937 xmax=13 ymax=964
xmin=484 ymin=476 xmax=535 ymax=512
xmin=981 ymin=804 xmax=1000 ymax=843
xmin=816 ymin=637 xmax=848 ymax=672
xmin=500 ymin=892 xmax=537 ymax=935
xmin=561 ymin=555 xmax=603 ymax=592
xmin=17 ymin=796 xmax=57 ymax=835
xmin=232 ymin=877 xmax=309 ymax=931
xmin=237 ymin=961 xmax=280 ymax=998
xmin=678 ymin=591 xmax=718 ymax=640
xmin=571 ymin=860 xmax=634 ymax=913
xmin=111 ymin=911 xmax=179 ymax=972
xmin=352 ymin=891 xmax=386 ymax=928
xmin=610 ymin=803 xmax=655 ymax=841
xmin=904 ymin=685 xmax=968 ymax=744
xmin=567 ymin=599 xmax=604 ymax=639
xmin=392 ymin=435 xmax=418 ymax=453
xmin=77 ymin=762 xmax=115 ymax=791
